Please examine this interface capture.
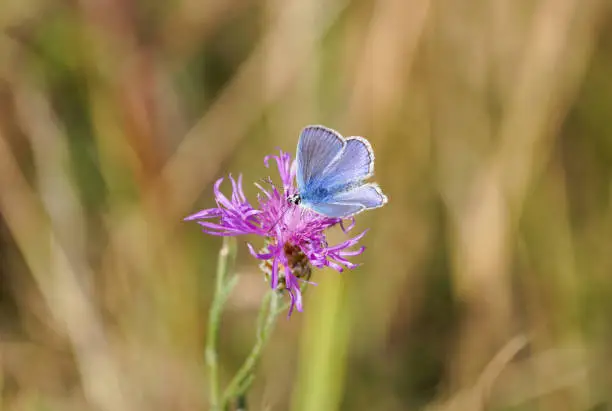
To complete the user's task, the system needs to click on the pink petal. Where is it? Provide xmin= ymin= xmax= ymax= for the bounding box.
xmin=246 ymin=243 xmax=274 ymax=260
xmin=338 ymin=246 xmax=366 ymax=257
xmin=184 ymin=208 xmax=222 ymax=221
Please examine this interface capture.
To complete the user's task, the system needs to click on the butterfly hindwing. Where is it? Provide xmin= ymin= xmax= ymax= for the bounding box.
xmin=304 ymin=184 xmax=387 ymax=218
xmin=307 ymin=202 xmax=364 ymax=219
xmin=328 ymin=183 xmax=387 ymax=210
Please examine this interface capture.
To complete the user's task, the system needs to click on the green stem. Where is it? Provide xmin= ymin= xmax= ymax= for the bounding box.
xmin=206 ymin=237 xmax=237 ymax=411
xmin=222 ymin=290 xmax=281 ymax=406
xmin=220 ymin=279 xmax=311 ymax=408
xmin=256 ymin=291 xmax=272 ymax=332
xmin=236 ymin=394 xmax=248 ymax=411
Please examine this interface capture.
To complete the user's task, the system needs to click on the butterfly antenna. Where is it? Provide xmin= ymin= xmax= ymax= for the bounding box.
xmin=267 ymin=202 xmax=294 ymax=234
xmin=259 ymin=177 xmax=294 ymax=233
xmin=259 ymin=177 xmax=281 ymax=191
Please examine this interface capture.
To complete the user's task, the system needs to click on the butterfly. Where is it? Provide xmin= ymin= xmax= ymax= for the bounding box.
xmin=288 ymin=125 xmax=388 ymax=218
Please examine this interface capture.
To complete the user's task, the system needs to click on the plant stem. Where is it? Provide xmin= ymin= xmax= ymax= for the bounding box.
xmin=222 ymin=290 xmax=280 ymax=406
xmin=206 ymin=237 xmax=237 ymax=411
xmin=236 ymin=394 xmax=248 ymax=411
xmin=219 ymin=280 xmax=310 ymax=408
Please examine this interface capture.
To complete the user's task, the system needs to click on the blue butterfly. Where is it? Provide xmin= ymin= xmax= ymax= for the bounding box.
xmin=288 ymin=125 xmax=388 ymax=218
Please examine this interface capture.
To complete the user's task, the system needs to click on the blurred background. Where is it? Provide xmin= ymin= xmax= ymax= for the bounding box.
xmin=0 ymin=0 xmax=611 ymax=410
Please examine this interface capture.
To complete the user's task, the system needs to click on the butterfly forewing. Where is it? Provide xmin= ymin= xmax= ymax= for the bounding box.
xmin=296 ymin=126 xmax=345 ymax=188
xmin=319 ymin=137 xmax=374 ymax=188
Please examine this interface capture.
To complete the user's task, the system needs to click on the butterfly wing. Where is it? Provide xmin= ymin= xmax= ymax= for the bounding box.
xmin=319 ymin=137 xmax=375 ymax=188
xmin=329 ymin=183 xmax=387 ymax=209
xmin=307 ymin=184 xmax=388 ymax=218
xmin=307 ymin=202 xmax=364 ymax=219
xmin=296 ymin=125 xmax=345 ymax=189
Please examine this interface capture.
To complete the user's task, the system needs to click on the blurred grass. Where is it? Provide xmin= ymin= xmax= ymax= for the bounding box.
xmin=0 ymin=0 xmax=612 ymax=410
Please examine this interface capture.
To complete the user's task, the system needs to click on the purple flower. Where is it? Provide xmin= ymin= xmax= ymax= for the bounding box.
xmin=185 ymin=150 xmax=367 ymax=315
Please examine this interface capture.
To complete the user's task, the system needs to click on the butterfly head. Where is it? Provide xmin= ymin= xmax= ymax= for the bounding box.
xmin=287 ymin=193 xmax=301 ymax=206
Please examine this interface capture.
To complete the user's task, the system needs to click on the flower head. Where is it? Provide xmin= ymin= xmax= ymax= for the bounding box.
xmin=185 ymin=150 xmax=367 ymax=315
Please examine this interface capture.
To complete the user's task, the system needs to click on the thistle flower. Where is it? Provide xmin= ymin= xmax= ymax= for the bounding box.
xmin=185 ymin=150 xmax=367 ymax=315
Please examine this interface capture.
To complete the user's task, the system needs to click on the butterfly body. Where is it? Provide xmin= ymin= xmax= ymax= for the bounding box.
xmin=293 ymin=125 xmax=387 ymax=218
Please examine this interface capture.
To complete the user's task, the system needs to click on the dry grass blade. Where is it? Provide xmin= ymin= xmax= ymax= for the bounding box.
xmin=432 ymin=0 xmax=608 ymax=393
xmin=0 ymin=89 xmax=133 ymax=411
xmin=426 ymin=335 xmax=528 ymax=411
